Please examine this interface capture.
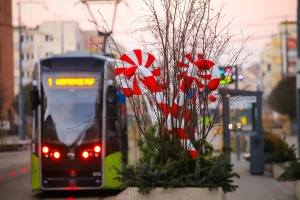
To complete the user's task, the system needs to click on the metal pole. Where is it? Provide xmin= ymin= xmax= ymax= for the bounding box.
xmin=235 ymin=65 xmax=238 ymax=90
xmin=285 ymin=19 xmax=289 ymax=77
xmin=234 ymin=66 xmax=239 ymax=161
xmin=103 ymin=33 xmax=107 ymax=55
xmin=61 ymin=22 xmax=64 ymax=54
xmin=296 ymin=0 xmax=300 ymax=156
xmin=236 ymin=127 xmax=240 ymax=161
xmin=111 ymin=0 xmax=119 ymax=33
xmin=104 ymin=0 xmax=119 ymax=55
xmin=221 ymin=90 xmax=231 ymax=163
xmin=257 ymin=94 xmax=262 ymax=136
xmin=18 ymin=3 xmax=25 ymax=140
xmin=80 ymin=0 xmax=119 ymax=55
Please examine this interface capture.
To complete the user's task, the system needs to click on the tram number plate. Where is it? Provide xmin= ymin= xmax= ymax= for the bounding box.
xmin=93 ymin=172 xmax=102 ymax=177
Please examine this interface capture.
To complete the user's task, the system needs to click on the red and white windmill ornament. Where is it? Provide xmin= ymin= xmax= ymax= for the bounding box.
xmin=115 ymin=49 xmax=221 ymax=159
xmin=115 ymin=49 xmax=161 ymax=97
xmin=115 ymin=49 xmax=170 ymax=121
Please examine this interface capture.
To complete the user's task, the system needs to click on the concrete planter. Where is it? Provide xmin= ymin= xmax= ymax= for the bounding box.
xmin=272 ymin=162 xmax=289 ymax=179
xmin=264 ymin=163 xmax=272 ymax=174
xmin=129 ymin=187 xmax=226 ymax=200
xmin=295 ymin=181 xmax=300 ymax=200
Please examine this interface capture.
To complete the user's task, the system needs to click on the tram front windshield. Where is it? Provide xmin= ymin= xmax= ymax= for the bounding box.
xmin=41 ymin=72 xmax=103 ymax=147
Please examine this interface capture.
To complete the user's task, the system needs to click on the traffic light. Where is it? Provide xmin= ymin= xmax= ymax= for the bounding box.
xmin=219 ymin=66 xmax=233 ymax=85
xmin=219 ymin=66 xmax=244 ymax=85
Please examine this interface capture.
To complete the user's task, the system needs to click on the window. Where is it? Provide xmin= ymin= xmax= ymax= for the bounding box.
xmin=20 ymin=52 xmax=34 ymax=61
xmin=45 ymin=52 xmax=53 ymax=57
xmin=45 ymin=35 xmax=53 ymax=42
xmin=277 ymin=64 xmax=281 ymax=74
xmin=21 ymin=35 xmax=34 ymax=43
xmin=267 ymin=64 xmax=271 ymax=71
xmin=26 ymin=35 xmax=33 ymax=42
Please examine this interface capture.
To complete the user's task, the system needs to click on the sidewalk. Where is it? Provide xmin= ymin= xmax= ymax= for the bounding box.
xmin=0 ymin=135 xmax=30 ymax=150
xmin=227 ymin=153 xmax=295 ymax=200
xmin=109 ymin=135 xmax=298 ymax=200
xmin=107 ymin=153 xmax=296 ymax=200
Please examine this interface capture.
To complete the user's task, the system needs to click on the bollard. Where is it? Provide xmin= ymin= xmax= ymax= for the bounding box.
xmin=250 ymin=135 xmax=264 ymax=175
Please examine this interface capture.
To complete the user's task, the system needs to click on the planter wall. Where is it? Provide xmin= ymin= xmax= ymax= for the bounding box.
xmin=295 ymin=181 xmax=300 ymax=200
xmin=129 ymin=187 xmax=226 ymax=200
xmin=264 ymin=163 xmax=272 ymax=174
xmin=272 ymin=162 xmax=289 ymax=179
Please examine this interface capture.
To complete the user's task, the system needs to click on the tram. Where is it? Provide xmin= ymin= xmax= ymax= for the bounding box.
xmin=30 ymin=52 xmax=128 ymax=190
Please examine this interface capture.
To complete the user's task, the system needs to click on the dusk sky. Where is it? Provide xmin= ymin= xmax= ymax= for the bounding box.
xmin=12 ymin=0 xmax=297 ymax=67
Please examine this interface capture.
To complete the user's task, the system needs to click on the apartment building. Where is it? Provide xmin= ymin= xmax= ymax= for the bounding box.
xmin=260 ymin=21 xmax=297 ymax=99
xmin=0 ymin=0 xmax=14 ymax=124
xmin=259 ymin=21 xmax=297 ymax=132
xmin=13 ymin=21 xmax=127 ymax=95
xmin=13 ymin=21 xmax=84 ymax=95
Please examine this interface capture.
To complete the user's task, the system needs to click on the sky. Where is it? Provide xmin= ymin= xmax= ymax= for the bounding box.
xmin=12 ymin=0 xmax=297 ymax=67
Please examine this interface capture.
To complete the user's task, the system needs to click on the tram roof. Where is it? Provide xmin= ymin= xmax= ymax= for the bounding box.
xmin=39 ymin=50 xmax=115 ymax=62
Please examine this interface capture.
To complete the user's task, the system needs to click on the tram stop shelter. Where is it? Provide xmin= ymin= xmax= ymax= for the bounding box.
xmin=219 ymin=89 xmax=264 ymax=175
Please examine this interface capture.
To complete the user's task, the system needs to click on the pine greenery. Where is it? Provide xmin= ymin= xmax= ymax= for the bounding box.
xmin=114 ymin=126 xmax=239 ymax=194
xmin=278 ymin=159 xmax=300 ymax=181
xmin=264 ymin=133 xmax=297 ymax=164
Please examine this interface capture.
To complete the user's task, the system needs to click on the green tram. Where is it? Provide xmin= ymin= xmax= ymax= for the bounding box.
xmin=30 ymin=52 xmax=128 ymax=191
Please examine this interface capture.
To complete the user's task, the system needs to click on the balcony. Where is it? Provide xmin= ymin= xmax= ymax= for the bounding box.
xmin=14 ymin=59 xmax=34 ymax=69
xmin=14 ymin=41 xmax=33 ymax=50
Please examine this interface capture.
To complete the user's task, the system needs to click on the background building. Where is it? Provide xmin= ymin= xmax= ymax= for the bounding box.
xmin=13 ymin=21 xmax=84 ymax=95
xmin=260 ymin=21 xmax=297 ymax=133
xmin=13 ymin=21 xmax=127 ymax=95
xmin=0 ymin=0 xmax=14 ymax=125
xmin=260 ymin=21 xmax=297 ymax=99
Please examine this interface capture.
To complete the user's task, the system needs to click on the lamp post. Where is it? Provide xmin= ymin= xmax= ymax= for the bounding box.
xmin=17 ymin=2 xmax=25 ymax=140
xmin=297 ymin=0 xmax=300 ymax=157
xmin=228 ymin=122 xmax=242 ymax=161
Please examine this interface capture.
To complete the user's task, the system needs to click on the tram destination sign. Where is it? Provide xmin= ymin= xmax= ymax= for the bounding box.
xmin=47 ymin=77 xmax=96 ymax=87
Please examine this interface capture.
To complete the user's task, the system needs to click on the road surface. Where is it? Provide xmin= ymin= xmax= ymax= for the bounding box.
xmin=0 ymin=149 xmax=121 ymax=200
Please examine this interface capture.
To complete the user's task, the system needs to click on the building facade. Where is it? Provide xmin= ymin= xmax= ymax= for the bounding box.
xmin=13 ymin=21 xmax=84 ymax=95
xmin=13 ymin=21 xmax=128 ymax=95
xmin=260 ymin=21 xmax=297 ymax=100
xmin=0 ymin=0 xmax=14 ymax=124
xmin=260 ymin=21 xmax=297 ymax=133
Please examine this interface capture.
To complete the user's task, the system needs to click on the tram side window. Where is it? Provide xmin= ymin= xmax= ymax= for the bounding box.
xmin=107 ymin=86 xmax=117 ymax=104
xmin=106 ymin=86 xmax=121 ymax=155
xmin=31 ymin=97 xmax=39 ymax=155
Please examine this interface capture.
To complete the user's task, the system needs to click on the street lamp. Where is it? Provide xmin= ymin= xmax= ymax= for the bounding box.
xmin=228 ymin=122 xmax=242 ymax=161
xmin=17 ymin=2 xmax=25 ymax=140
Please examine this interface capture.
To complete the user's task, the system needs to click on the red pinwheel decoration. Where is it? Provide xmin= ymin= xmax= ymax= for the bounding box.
xmin=115 ymin=49 xmax=161 ymax=97
xmin=115 ymin=50 xmax=221 ymax=159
